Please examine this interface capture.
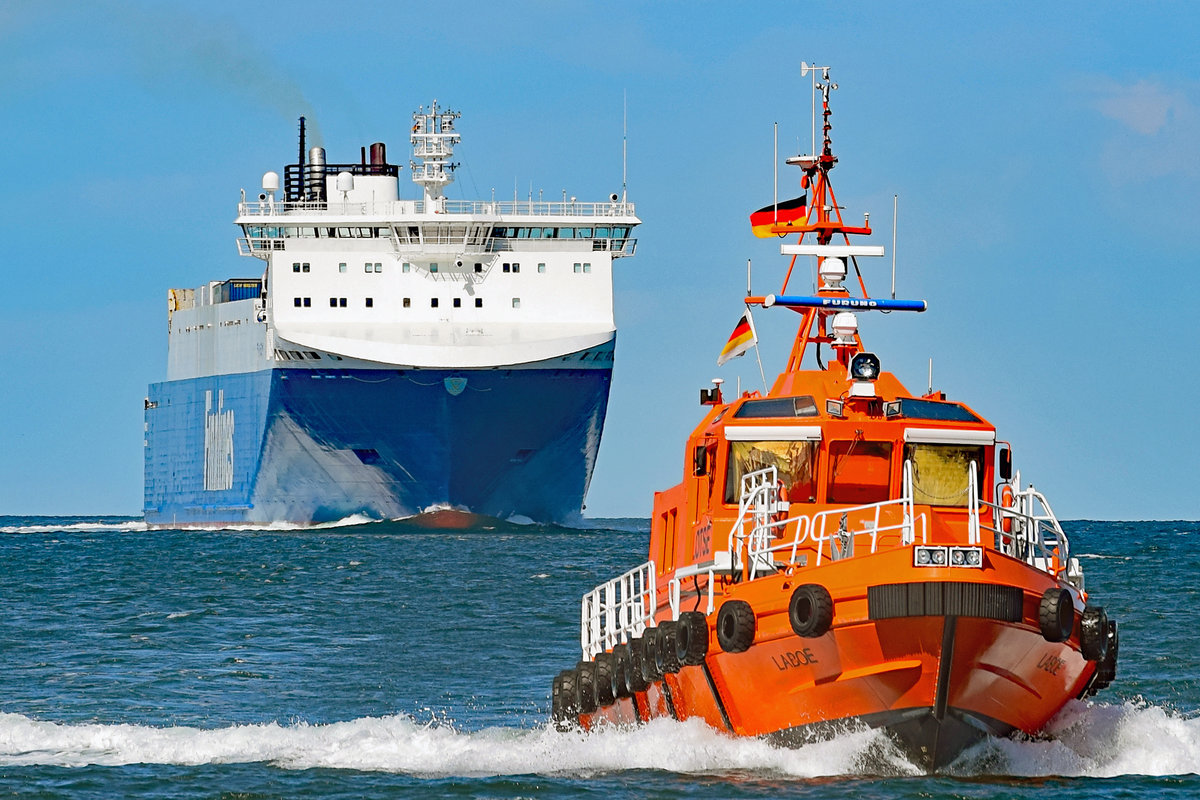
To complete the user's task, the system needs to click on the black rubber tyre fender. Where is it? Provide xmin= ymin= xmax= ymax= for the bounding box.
xmin=575 ymin=660 xmax=598 ymax=714
xmin=625 ymin=636 xmax=650 ymax=692
xmin=1038 ymin=587 xmax=1074 ymax=643
xmin=788 ymin=584 xmax=834 ymax=638
xmin=551 ymin=671 xmax=565 ymax=723
xmin=655 ymin=620 xmax=681 ymax=674
xmin=675 ymin=611 xmax=709 ymax=666
xmin=1088 ymin=620 xmax=1119 ymax=694
xmin=716 ymin=600 xmax=755 ymax=653
xmin=559 ymin=669 xmax=579 ymax=720
xmin=640 ymin=628 xmax=663 ymax=682
xmin=611 ymin=643 xmax=633 ymax=698
xmin=593 ymin=653 xmax=617 ymax=706
xmin=1080 ymin=606 xmax=1110 ymax=662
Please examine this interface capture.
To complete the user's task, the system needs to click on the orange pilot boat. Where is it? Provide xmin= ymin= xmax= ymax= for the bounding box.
xmin=550 ymin=67 xmax=1119 ymax=772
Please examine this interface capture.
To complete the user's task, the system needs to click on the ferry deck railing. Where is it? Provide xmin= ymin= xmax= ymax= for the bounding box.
xmin=580 ymin=560 xmax=656 ymax=660
xmin=238 ymin=198 xmax=638 ymax=218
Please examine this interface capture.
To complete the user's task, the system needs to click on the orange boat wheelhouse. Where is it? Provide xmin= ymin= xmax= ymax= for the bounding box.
xmin=549 ymin=67 xmax=1119 ymax=772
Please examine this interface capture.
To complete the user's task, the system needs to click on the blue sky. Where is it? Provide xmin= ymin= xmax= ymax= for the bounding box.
xmin=1 ymin=2 xmax=1197 ymax=520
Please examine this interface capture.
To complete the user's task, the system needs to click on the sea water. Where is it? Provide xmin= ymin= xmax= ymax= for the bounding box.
xmin=0 ymin=517 xmax=1196 ymax=798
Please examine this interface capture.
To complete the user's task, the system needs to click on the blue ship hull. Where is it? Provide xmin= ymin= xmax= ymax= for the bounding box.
xmin=144 ymin=355 xmax=612 ymax=526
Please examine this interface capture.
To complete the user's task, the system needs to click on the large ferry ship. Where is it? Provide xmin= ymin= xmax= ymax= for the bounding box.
xmin=144 ymin=103 xmax=640 ymax=527
xmin=549 ymin=68 xmax=1118 ymax=771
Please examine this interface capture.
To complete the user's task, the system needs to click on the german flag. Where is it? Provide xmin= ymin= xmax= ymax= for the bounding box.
xmin=750 ymin=195 xmax=807 ymax=238
xmin=717 ymin=310 xmax=757 ymax=366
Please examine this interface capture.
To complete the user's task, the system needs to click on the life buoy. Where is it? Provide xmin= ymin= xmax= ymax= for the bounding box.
xmin=771 ymin=481 xmax=789 ymax=528
xmin=999 ymin=484 xmax=1016 ymax=535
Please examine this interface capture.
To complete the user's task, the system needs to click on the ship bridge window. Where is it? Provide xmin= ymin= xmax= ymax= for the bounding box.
xmin=889 ymin=398 xmax=981 ymax=422
xmin=557 ymin=227 xmax=575 ymax=239
xmin=733 ymin=396 xmax=819 ymax=419
xmin=904 ymin=444 xmax=984 ymax=507
xmin=594 ymin=227 xmax=611 ymax=238
xmin=828 ymin=440 xmax=892 ymax=505
xmin=577 ymin=228 xmax=593 ymax=238
xmin=724 ymin=440 xmax=818 ymax=505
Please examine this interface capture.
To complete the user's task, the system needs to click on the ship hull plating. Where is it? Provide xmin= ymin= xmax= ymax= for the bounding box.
xmin=144 ymin=352 xmax=612 ymax=526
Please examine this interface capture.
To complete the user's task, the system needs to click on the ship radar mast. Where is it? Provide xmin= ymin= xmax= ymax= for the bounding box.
xmin=410 ymin=101 xmax=461 ymax=206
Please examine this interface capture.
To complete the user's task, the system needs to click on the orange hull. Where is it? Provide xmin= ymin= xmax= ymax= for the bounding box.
xmin=572 ymin=551 xmax=1103 ymax=771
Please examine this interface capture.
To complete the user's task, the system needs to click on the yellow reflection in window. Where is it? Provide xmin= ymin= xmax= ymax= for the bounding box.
xmin=724 ymin=441 xmax=818 ymax=504
xmin=904 ymin=444 xmax=985 ymax=507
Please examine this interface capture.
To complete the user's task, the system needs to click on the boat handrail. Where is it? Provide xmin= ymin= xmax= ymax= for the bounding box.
xmin=580 ymin=559 xmax=656 ymax=659
xmin=976 ymin=470 xmax=1077 ymax=585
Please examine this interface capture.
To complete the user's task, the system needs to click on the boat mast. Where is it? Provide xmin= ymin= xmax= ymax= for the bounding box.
xmin=747 ymin=66 xmax=878 ymax=380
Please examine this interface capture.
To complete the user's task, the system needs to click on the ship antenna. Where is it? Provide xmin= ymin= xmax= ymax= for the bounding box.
xmin=622 ymin=90 xmax=628 ymax=204
xmin=800 ymin=62 xmax=832 ymax=156
xmin=891 ymin=194 xmax=898 ymax=299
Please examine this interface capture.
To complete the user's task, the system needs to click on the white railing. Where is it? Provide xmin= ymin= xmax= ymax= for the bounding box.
xmin=580 ymin=560 xmax=656 ymax=660
xmin=238 ymin=198 xmax=637 ymax=219
xmin=978 ymin=469 xmax=1077 ymax=585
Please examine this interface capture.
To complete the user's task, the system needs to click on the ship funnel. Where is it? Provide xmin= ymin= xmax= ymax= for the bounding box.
xmin=370 ymin=142 xmax=386 ymax=167
xmin=308 ymin=147 xmax=326 ymax=201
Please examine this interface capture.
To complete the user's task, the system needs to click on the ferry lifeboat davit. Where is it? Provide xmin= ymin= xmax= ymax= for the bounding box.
xmin=549 ymin=67 xmax=1119 ymax=772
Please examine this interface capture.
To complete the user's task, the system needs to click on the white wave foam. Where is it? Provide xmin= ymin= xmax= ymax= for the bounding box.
xmin=2 ymin=700 xmax=1195 ymax=777
xmin=0 ymin=713 xmax=901 ymax=776
xmin=0 ymin=520 xmax=149 ymax=535
xmin=0 ymin=514 xmax=385 ymax=535
xmin=951 ymin=699 xmax=1200 ymax=777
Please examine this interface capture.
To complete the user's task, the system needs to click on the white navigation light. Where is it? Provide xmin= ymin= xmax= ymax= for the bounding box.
xmin=819 ymin=257 xmax=847 ymax=289
xmin=831 ymin=311 xmax=858 ymax=345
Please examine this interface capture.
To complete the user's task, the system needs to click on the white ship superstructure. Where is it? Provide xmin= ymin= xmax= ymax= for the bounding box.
xmin=145 ymin=103 xmax=640 ymax=526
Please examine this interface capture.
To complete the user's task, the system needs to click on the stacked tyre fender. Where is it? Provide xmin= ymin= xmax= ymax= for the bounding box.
xmin=551 ymin=585 xmax=838 ymax=727
xmin=1036 ymin=586 xmax=1119 ymax=695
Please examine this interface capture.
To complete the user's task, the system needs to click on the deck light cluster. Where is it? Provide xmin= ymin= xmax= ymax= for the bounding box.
xmin=913 ymin=545 xmax=984 ymax=568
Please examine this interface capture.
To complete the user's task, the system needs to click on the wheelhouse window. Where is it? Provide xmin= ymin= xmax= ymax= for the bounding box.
xmin=724 ymin=440 xmax=818 ymax=505
xmin=828 ymin=440 xmax=893 ymax=505
xmin=904 ymin=444 xmax=985 ymax=507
